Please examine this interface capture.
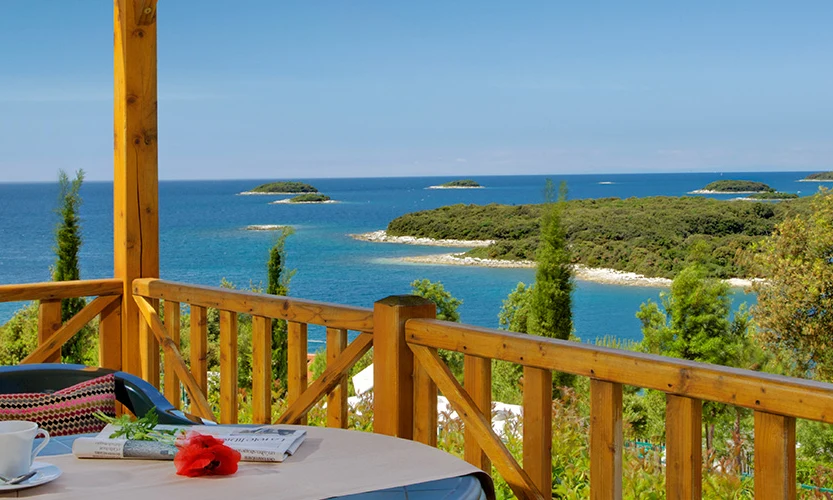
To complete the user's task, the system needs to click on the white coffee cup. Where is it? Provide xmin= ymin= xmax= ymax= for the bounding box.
xmin=0 ymin=421 xmax=50 ymax=478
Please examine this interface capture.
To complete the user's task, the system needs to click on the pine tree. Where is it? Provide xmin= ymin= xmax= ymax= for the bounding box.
xmin=53 ymin=169 xmax=92 ymax=363
xmin=266 ymin=228 xmax=295 ymax=391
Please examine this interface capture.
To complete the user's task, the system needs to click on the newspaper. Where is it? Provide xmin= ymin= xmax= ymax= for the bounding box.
xmin=72 ymin=425 xmax=306 ymax=463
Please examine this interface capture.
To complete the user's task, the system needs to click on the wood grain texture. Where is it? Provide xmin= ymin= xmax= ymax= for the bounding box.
xmin=278 ymin=333 xmax=373 ymax=425
xmin=754 ymin=411 xmax=796 ymax=500
xmin=24 ymin=296 xmax=120 ymax=364
xmin=406 ymin=318 xmax=833 ymax=423
xmin=251 ymin=315 xmax=273 ymax=424
xmin=326 ymin=328 xmax=349 ymax=428
xmin=464 ymin=355 xmax=492 ymax=471
xmin=523 ymin=366 xmax=552 ymax=495
xmin=114 ymin=0 xmax=159 ymax=378
xmin=139 ymin=298 xmax=160 ymax=388
xmin=37 ymin=300 xmax=62 ymax=363
xmin=98 ymin=298 xmax=122 ymax=371
xmin=189 ymin=306 xmax=209 ymax=397
xmin=163 ymin=301 xmax=181 ymax=408
xmin=133 ymin=296 xmax=214 ymax=420
xmin=219 ymin=310 xmax=239 ymax=424
xmin=413 ymin=359 xmax=438 ymax=447
xmin=287 ymin=321 xmax=309 ymax=426
xmin=0 ymin=279 xmax=123 ymax=302
xmin=590 ymin=379 xmax=623 ymax=500
xmin=666 ymin=395 xmax=702 ymax=500
xmin=410 ymin=344 xmax=544 ymax=500
xmin=372 ymin=296 xmax=436 ymax=439
xmin=133 ymin=279 xmax=373 ymax=332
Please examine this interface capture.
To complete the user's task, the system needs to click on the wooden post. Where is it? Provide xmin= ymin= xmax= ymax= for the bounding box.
xmin=219 ymin=311 xmax=238 ymax=424
xmin=190 ymin=306 xmax=208 ymax=397
xmin=754 ymin=411 xmax=796 ymax=499
xmin=523 ymin=366 xmax=552 ymax=494
xmin=287 ymin=321 xmax=308 ymax=426
xmin=590 ymin=379 xmax=623 ymax=500
xmin=373 ymin=295 xmax=436 ymax=439
xmin=666 ymin=395 xmax=702 ymax=500
xmin=465 ymin=355 xmax=492 ymax=471
xmin=413 ymin=361 xmax=438 ymax=446
xmin=163 ymin=301 xmax=181 ymax=408
xmin=326 ymin=328 xmax=349 ymax=428
xmin=251 ymin=315 xmax=273 ymax=425
xmin=99 ymin=299 xmax=122 ymax=370
xmin=37 ymin=300 xmax=62 ymax=363
xmin=114 ymin=0 xmax=159 ymax=378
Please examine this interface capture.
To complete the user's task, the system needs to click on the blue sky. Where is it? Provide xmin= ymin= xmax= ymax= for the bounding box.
xmin=1 ymin=1 xmax=832 ymax=181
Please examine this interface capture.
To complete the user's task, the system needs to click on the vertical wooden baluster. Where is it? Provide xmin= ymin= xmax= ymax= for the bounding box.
xmin=163 ymin=301 xmax=181 ymax=409
xmin=99 ymin=298 xmax=122 ymax=371
xmin=326 ymin=328 xmax=348 ymax=428
xmin=373 ymin=296 xmax=436 ymax=438
xmin=666 ymin=395 xmax=702 ymax=500
xmin=754 ymin=411 xmax=796 ymax=500
xmin=139 ymin=298 xmax=160 ymax=388
xmin=590 ymin=380 xmax=623 ymax=500
xmin=37 ymin=299 xmax=62 ymax=363
xmin=523 ymin=366 xmax=552 ymax=495
xmin=219 ymin=310 xmax=238 ymax=424
xmin=252 ymin=315 xmax=273 ymax=424
xmin=413 ymin=359 xmax=438 ymax=446
xmin=287 ymin=321 xmax=308 ymax=425
xmin=465 ymin=355 xmax=492 ymax=471
xmin=190 ymin=306 xmax=209 ymax=399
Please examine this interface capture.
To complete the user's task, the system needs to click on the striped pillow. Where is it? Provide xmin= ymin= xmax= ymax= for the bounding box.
xmin=0 ymin=373 xmax=116 ymax=436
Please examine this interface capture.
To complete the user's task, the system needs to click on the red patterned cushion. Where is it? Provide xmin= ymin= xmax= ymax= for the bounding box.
xmin=0 ymin=373 xmax=116 ymax=436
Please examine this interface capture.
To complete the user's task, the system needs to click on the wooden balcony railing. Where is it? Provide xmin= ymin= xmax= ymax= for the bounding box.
xmin=0 ymin=279 xmax=123 ymax=368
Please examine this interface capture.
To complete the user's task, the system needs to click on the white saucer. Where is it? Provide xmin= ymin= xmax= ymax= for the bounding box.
xmin=0 ymin=461 xmax=62 ymax=491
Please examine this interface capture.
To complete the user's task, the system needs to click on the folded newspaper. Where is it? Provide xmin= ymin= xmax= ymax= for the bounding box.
xmin=72 ymin=425 xmax=306 ymax=462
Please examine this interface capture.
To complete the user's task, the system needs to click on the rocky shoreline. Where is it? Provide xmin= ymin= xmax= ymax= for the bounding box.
xmin=688 ymin=189 xmax=763 ymax=194
xmin=426 ymin=185 xmax=484 ymax=189
xmin=350 ymin=230 xmax=494 ymax=247
xmin=245 ymin=225 xmax=290 ymax=231
xmin=270 ymin=199 xmax=338 ymax=204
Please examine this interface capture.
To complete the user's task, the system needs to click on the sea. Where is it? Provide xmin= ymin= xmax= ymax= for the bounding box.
xmin=0 ymin=171 xmax=826 ymax=351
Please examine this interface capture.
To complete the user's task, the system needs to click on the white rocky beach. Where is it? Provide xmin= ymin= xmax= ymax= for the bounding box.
xmin=350 ymin=230 xmax=494 ymax=247
xmin=426 ymin=185 xmax=484 ymax=189
xmin=270 ymin=199 xmax=338 ymax=204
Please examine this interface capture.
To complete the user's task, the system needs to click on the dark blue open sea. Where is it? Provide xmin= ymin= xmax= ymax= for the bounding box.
xmin=1 ymin=172 xmax=826 ymax=350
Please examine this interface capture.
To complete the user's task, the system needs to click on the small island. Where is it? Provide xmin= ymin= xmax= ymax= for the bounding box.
xmin=801 ymin=172 xmax=833 ymax=182
xmin=427 ymin=179 xmax=483 ymax=189
xmin=745 ymin=192 xmax=799 ymax=200
xmin=271 ymin=193 xmax=335 ymax=204
xmin=240 ymin=181 xmax=319 ymax=195
xmin=691 ymin=180 xmax=774 ymax=194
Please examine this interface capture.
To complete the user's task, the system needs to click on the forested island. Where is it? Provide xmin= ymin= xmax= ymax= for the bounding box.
xmin=692 ymin=180 xmax=774 ymax=193
xmin=242 ymin=181 xmax=319 ymax=194
xmin=385 ymin=196 xmax=809 ymax=279
xmin=271 ymin=193 xmax=334 ymax=204
xmin=428 ymin=179 xmax=483 ymax=189
xmin=802 ymin=171 xmax=833 ymax=181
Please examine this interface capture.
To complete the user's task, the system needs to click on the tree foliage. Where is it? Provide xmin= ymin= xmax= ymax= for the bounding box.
xmin=266 ymin=229 xmax=295 ymax=390
xmin=410 ymin=279 xmax=463 ymax=377
xmin=749 ymin=188 xmax=833 ymax=380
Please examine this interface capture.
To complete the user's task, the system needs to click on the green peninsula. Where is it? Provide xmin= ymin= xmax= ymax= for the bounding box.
xmin=802 ymin=172 xmax=833 ymax=181
xmin=247 ymin=181 xmax=318 ymax=194
xmin=386 ymin=196 xmax=808 ymax=279
xmin=695 ymin=180 xmax=774 ymax=193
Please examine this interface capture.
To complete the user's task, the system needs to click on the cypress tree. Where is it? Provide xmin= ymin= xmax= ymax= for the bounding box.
xmin=266 ymin=228 xmax=295 ymax=391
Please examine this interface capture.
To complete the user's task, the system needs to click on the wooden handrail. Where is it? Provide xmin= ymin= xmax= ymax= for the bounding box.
xmin=133 ymin=279 xmax=374 ymax=332
xmin=0 ymin=279 xmax=124 ymax=302
xmin=406 ymin=318 xmax=833 ymax=424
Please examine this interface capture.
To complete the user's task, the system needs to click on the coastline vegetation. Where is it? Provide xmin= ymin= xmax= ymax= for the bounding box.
xmin=746 ymin=191 xmax=798 ymax=200
xmin=249 ymin=181 xmax=318 ymax=193
xmin=699 ymin=180 xmax=774 ymax=192
xmin=288 ymin=193 xmax=331 ymax=203
xmin=802 ymin=171 xmax=833 ymax=181
xmin=437 ymin=179 xmax=481 ymax=188
xmin=387 ymin=196 xmax=810 ymax=279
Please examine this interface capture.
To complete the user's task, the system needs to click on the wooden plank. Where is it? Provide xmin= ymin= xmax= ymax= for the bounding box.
xmin=666 ymin=395 xmax=702 ymax=500
xmin=413 ymin=359 xmax=438 ymax=447
xmin=163 ymin=301 xmax=181 ymax=409
xmin=287 ymin=321 xmax=308 ymax=425
xmin=326 ymin=328 xmax=348 ymax=428
xmin=754 ymin=411 xmax=796 ymax=499
xmin=24 ymin=296 xmax=120 ymax=364
xmin=590 ymin=379 xmax=623 ymax=500
xmin=372 ymin=296 xmax=436 ymax=438
xmin=133 ymin=279 xmax=373 ymax=332
xmin=405 ymin=319 xmax=833 ymax=423
xmin=0 ymin=279 xmax=123 ymax=302
xmin=139 ymin=298 xmax=160 ymax=388
xmin=464 ymin=355 xmax=492 ymax=471
xmin=37 ymin=299 xmax=62 ymax=363
xmin=133 ymin=296 xmax=214 ymax=420
xmin=190 ymin=306 xmax=208 ymax=397
xmin=114 ymin=0 xmax=159 ymax=379
xmin=523 ymin=366 xmax=552 ymax=495
xmin=410 ymin=344 xmax=544 ymax=500
xmin=219 ymin=310 xmax=238 ymax=424
xmin=278 ymin=333 xmax=373 ymax=425
xmin=251 ymin=315 xmax=273 ymax=424
xmin=98 ymin=298 xmax=122 ymax=371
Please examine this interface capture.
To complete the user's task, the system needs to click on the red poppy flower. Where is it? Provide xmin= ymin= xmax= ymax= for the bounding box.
xmin=174 ymin=432 xmax=242 ymax=477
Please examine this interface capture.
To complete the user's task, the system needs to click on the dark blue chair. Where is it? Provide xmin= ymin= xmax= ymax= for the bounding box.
xmin=0 ymin=363 xmax=212 ymax=426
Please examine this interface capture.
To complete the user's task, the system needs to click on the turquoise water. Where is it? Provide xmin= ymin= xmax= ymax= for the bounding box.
xmin=1 ymin=172 xmax=820 ymax=347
